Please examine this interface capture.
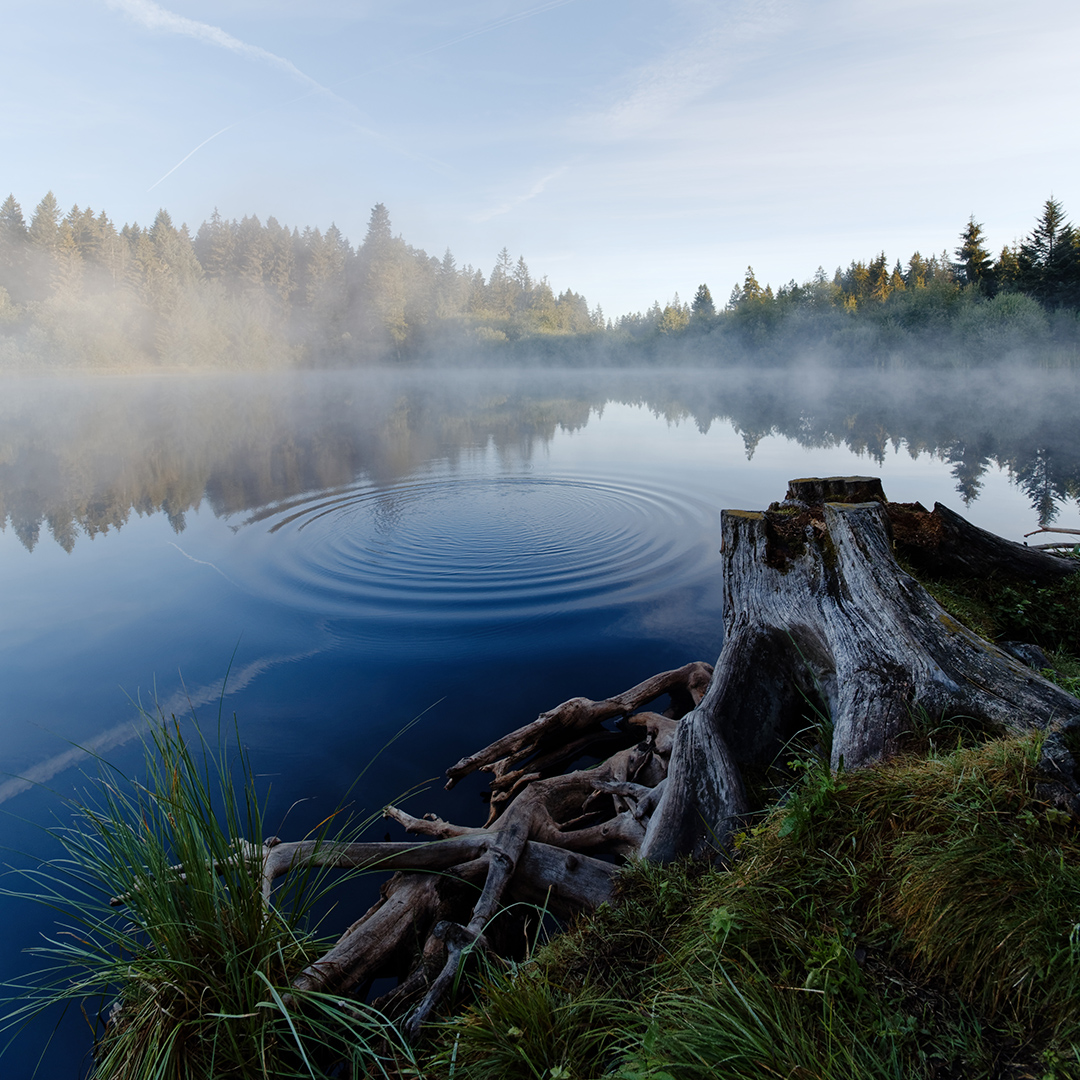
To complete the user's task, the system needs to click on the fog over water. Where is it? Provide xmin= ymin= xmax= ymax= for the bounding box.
xmin=1 ymin=365 xmax=1079 ymax=1075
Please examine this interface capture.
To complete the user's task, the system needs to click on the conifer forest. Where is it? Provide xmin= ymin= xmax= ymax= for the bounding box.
xmin=1 ymin=193 xmax=1078 ymax=369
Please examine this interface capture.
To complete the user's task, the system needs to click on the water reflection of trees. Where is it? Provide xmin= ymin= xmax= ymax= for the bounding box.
xmin=1 ymin=369 xmax=1078 ymax=552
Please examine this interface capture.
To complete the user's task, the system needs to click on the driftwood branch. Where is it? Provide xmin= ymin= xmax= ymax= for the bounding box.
xmin=1024 ymin=526 xmax=1080 ymax=538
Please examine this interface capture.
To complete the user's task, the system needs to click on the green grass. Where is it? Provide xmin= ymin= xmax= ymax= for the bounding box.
xmin=431 ymin=734 xmax=1080 ymax=1079
xmin=1 ymin=711 xmax=419 ymax=1079
xmin=902 ymin=551 xmax=1080 ymax=663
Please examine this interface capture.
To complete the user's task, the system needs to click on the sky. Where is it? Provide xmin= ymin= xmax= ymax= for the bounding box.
xmin=3 ymin=0 xmax=1079 ymax=317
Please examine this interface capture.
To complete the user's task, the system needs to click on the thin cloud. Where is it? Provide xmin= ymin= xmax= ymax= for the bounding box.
xmin=142 ymin=0 xmax=581 ymax=191
xmin=581 ymin=0 xmax=796 ymax=140
xmin=105 ymin=0 xmax=329 ymax=92
xmin=330 ymin=0 xmax=582 ymax=88
xmin=472 ymin=167 xmax=568 ymax=223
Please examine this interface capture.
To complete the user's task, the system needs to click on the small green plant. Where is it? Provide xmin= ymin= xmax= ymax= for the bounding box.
xmin=1 ymin=710 xmax=418 ymax=1079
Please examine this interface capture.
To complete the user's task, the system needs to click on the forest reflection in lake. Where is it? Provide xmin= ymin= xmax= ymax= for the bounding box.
xmin=2 ymin=367 xmax=1079 ymax=555
xmin=1 ymin=366 xmax=1078 ymax=1076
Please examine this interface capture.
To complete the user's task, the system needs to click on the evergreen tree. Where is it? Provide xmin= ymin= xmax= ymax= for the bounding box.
xmin=889 ymin=260 xmax=906 ymax=294
xmin=234 ymin=215 xmax=270 ymax=290
xmin=513 ymin=256 xmax=533 ymax=309
xmin=0 ymin=194 xmax=28 ymax=299
xmin=28 ymin=191 xmax=61 ymax=251
xmin=906 ymin=252 xmax=928 ymax=289
xmin=658 ymin=293 xmax=690 ymax=333
xmin=1019 ymin=198 xmax=1073 ymax=305
xmin=53 ymin=215 xmax=84 ymax=296
xmin=434 ymin=247 xmax=465 ymax=318
xmin=845 ymin=260 xmax=871 ymax=305
xmin=869 ymin=253 xmax=891 ymax=302
xmin=740 ymin=266 xmax=762 ymax=304
xmin=954 ymin=217 xmax=993 ymax=290
xmin=362 ymin=203 xmax=393 ymax=252
xmin=264 ymin=216 xmax=296 ymax=302
xmin=0 ymin=194 xmax=26 ymax=237
xmin=994 ymin=245 xmax=1021 ymax=292
xmin=354 ymin=203 xmax=408 ymax=352
xmin=691 ymin=283 xmax=715 ymax=319
xmin=1022 ymin=198 xmax=1068 ymax=266
xmin=194 ymin=209 xmax=236 ymax=281
xmin=488 ymin=247 xmax=515 ymax=313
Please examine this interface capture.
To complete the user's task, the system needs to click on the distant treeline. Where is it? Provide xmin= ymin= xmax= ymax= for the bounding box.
xmin=0 ymin=193 xmax=1078 ymax=369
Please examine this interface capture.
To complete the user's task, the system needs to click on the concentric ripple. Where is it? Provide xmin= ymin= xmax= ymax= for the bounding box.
xmin=231 ymin=471 xmax=718 ymax=624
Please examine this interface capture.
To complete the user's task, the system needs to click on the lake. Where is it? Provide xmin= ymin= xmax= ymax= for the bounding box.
xmin=2 ymin=365 xmax=1079 ymax=1076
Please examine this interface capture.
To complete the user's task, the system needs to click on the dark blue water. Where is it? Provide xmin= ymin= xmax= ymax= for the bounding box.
xmin=1 ymin=367 xmax=1078 ymax=1076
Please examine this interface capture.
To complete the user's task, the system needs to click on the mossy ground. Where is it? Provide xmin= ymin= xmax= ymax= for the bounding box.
xmin=428 ymin=733 xmax=1080 ymax=1080
xmin=422 ymin=557 xmax=1080 ymax=1080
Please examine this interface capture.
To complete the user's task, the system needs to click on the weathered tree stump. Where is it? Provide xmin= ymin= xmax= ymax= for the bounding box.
xmin=643 ymin=478 xmax=1080 ymax=860
xmin=115 ymin=477 xmax=1080 ymax=1042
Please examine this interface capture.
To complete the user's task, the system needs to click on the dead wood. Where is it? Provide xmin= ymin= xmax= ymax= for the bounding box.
xmin=113 ymin=476 xmax=1080 ymax=1044
xmin=888 ymin=500 xmax=1076 ymax=583
xmin=645 ymin=480 xmax=1080 ymax=862
xmin=443 ymin=660 xmax=712 ymax=806
xmin=1025 ymin=526 xmax=1080 ymax=537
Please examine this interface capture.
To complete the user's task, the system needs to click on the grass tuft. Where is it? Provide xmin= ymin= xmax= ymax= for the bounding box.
xmin=1 ymin=709 xmax=418 ymax=1079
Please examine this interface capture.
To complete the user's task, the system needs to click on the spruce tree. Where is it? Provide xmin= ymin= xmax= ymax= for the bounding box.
xmin=0 ymin=195 xmax=28 ymax=298
xmin=954 ymin=216 xmax=993 ymax=290
xmin=691 ymin=283 xmax=715 ymax=319
xmin=1020 ymin=198 xmax=1073 ymax=305
xmin=28 ymin=191 xmax=61 ymax=251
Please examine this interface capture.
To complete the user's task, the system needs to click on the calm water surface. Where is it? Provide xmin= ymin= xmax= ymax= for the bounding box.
xmin=2 ymin=367 xmax=1078 ymax=1076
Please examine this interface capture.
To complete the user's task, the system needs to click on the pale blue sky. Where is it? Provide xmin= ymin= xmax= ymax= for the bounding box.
xmin=3 ymin=0 xmax=1078 ymax=315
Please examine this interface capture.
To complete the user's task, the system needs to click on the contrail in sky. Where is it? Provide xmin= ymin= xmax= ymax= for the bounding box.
xmin=472 ymin=167 xmax=569 ymax=222
xmin=137 ymin=0 xmax=581 ymax=191
xmin=106 ymin=0 xmax=330 ymax=92
xmin=149 ymin=124 xmax=239 ymax=191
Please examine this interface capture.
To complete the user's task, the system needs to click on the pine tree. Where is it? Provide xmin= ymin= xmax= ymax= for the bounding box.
xmin=994 ymin=245 xmax=1021 ymax=292
xmin=658 ymin=293 xmax=690 ymax=333
xmin=869 ymin=253 xmax=892 ymax=302
xmin=0 ymin=194 xmax=28 ymax=298
xmin=264 ymin=216 xmax=296 ymax=302
xmin=691 ymin=283 xmax=715 ymax=319
xmin=513 ymin=256 xmax=532 ymax=309
xmin=488 ymin=247 xmax=514 ymax=313
xmin=28 ymin=191 xmax=61 ymax=251
xmin=889 ymin=261 xmax=906 ymax=294
xmin=234 ymin=215 xmax=269 ymax=290
xmin=354 ymin=204 xmax=407 ymax=352
xmin=53 ymin=215 xmax=84 ymax=296
xmin=1019 ymin=198 xmax=1073 ymax=305
xmin=1022 ymin=198 xmax=1068 ymax=266
xmin=194 ymin=209 xmax=236 ymax=281
xmin=954 ymin=216 xmax=993 ymax=290
xmin=740 ymin=266 xmax=762 ymax=303
xmin=0 ymin=194 xmax=27 ymax=243
xmin=362 ymin=203 xmax=393 ymax=251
